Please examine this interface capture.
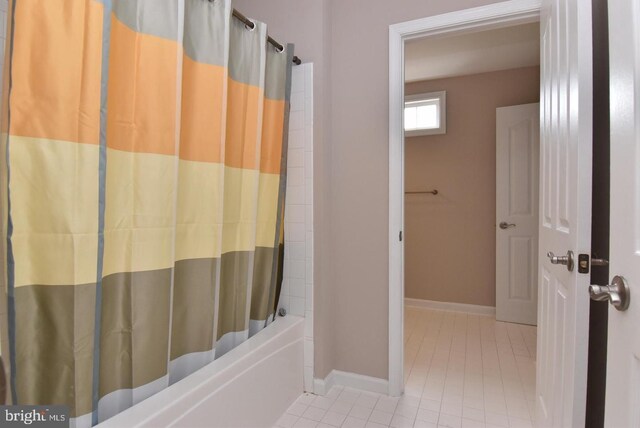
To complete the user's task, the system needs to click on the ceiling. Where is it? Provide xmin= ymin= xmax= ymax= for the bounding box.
xmin=405 ymin=23 xmax=540 ymax=82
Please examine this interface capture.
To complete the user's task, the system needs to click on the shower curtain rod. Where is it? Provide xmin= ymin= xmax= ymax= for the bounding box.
xmin=231 ymin=8 xmax=303 ymax=65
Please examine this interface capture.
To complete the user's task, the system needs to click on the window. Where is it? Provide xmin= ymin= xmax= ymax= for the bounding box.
xmin=404 ymin=91 xmax=446 ymax=137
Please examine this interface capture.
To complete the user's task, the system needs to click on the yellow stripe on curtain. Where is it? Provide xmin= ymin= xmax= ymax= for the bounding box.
xmin=9 ymin=136 xmax=100 ymax=288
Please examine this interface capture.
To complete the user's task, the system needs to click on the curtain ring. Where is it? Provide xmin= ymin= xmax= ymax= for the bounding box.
xmin=245 ymin=19 xmax=256 ymax=31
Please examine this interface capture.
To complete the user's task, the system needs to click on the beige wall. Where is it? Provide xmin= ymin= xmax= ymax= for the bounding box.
xmin=404 ymin=67 xmax=540 ymax=307
xmin=235 ymin=0 xmax=513 ymax=381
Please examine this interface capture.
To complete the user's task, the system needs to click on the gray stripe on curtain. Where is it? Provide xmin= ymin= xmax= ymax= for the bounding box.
xmin=183 ymin=0 xmax=230 ymax=66
xmin=112 ymin=0 xmax=180 ymax=41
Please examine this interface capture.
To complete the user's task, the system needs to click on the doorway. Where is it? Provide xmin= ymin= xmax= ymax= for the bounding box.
xmin=388 ymin=5 xmax=544 ymax=399
xmin=390 ymin=1 xmax=598 ymax=427
xmin=400 ymin=20 xmax=541 ymax=427
xmin=402 ymin=24 xmax=541 ymax=320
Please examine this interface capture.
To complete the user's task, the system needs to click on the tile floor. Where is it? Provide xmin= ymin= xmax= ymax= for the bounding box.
xmin=275 ymin=307 xmax=537 ymax=428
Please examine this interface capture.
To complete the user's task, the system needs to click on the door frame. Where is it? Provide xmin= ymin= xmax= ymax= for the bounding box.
xmin=387 ymin=0 xmax=542 ymax=396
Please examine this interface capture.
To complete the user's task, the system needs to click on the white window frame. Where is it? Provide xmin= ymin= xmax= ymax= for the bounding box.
xmin=404 ymin=90 xmax=446 ymax=137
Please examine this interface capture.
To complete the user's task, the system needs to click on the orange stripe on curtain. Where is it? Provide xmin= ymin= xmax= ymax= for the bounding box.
xmin=9 ymin=0 xmax=103 ymax=145
xmin=106 ymin=14 xmax=177 ymax=156
xmin=260 ymin=99 xmax=286 ymax=174
xmin=0 ymin=0 xmax=11 ymax=135
xmin=181 ymin=72 xmax=274 ymax=172
xmin=225 ymin=78 xmax=262 ymax=170
xmin=179 ymin=54 xmax=226 ymax=163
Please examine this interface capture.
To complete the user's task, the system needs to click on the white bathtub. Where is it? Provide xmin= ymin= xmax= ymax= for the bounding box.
xmin=97 ymin=316 xmax=304 ymax=428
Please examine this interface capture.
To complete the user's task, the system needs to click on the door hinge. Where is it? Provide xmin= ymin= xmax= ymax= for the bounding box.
xmin=399 ymin=231 xmax=403 ymax=242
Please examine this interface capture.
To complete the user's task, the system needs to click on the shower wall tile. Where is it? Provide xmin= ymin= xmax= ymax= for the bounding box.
xmin=304 ymin=339 xmax=314 ymax=364
xmin=289 ymin=129 xmax=304 ymax=149
xmin=281 ymin=63 xmax=314 ymax=392
xmin=289 ymin=242 xmax=306 ymax=261
xmin=290 ymin=276 xmax=305 ymax=294
xmin=305 ymin=235 xmax=313 ymax=259
xmin=286 ymin=205 xmax=305 ymax=224
xmin=291 ymin=66 xmax=304 ymax=94
xmin=304 ymin=150 xmax=314 ymax=178
xmin=291 ymin=91 xmax=304 ymax=112
xmin=286 ymin=185 xmax=305 ymax=206
xmin=288 ymin=148 xmax=305 ymax=168
xmin=305 ymin=310 xmax=313 ymax=336
xmin=305 ymin=207 xmax=313 ymax=231
xmin=304 ymin=101 xmax=313 ymax=126
xmin=288 ymin=167 xmax=305 ymax=188
xmin=305 ymin=261 xmax=313 ymax=283
xmin=289 ymin=260 xmax=305 ymax=280
xmin=305 ymin=178 xmax=313 ymax=205
xmin=288 ymin=223 xmax=306 ymax=243
xmin=289 ymin=111 xmax=304 ymax=131
xmin=304 ymin=367 xmax=314 ymax=392
xmin=305 ymin=286 xmax=313 ymax=311
xmin=290 ymin=297 xmax=305 ymax=317
xmin=305 ymin=97 xmax=313 ymax=124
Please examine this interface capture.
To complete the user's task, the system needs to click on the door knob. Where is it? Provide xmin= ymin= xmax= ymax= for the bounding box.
xmin=589 ymin=275 xmax=630 ymax=311
xmin=547 ymin=250 xmax=574 ymax=272
xmin=499 ymin=221 xmax=516 ymax=230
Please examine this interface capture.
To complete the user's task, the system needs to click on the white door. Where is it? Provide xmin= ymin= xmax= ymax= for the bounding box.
xmin=603 ymin=1 xmax=640 ymax=426
xmin=496 ymin=103 xmax=540 ymax=326
xmin=536 ymin=0 xmax=593 ymax=427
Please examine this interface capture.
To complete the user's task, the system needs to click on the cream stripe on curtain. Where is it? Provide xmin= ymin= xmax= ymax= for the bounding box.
xmin=0 ymin=0 xmax=294 ymax=426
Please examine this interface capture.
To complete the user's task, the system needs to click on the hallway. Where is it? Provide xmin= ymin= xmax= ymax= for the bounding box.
xmin=275 ymin=307 xmax=536 ymax=428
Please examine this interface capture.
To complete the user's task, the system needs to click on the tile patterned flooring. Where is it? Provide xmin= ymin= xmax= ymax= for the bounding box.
xmin=275 ymin=307 xmax=537 ymax=428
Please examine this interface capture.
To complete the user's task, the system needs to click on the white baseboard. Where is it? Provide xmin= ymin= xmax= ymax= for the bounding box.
xmin=405 ymin=297 xmax=496 ymax=316
xmin=313 ymin=370 xmax=389 ymax=396
xmin=313 ymin=376 xmax=331 ymax=396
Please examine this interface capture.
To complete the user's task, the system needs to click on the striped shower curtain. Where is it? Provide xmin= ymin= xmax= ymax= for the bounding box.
xmin=0 ymin=0 xmax=293 ymax=426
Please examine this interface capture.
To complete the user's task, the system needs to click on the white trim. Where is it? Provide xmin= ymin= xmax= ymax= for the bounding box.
xmin=405 ymin=298 xmax=496 ymax=316
xmin=313 ymin=377 xmax=331 ymax=396
xmin=388 ymin=0 xmax=542 ymax=398
xmin=314 ymin=370 xmax=389 ymax=396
